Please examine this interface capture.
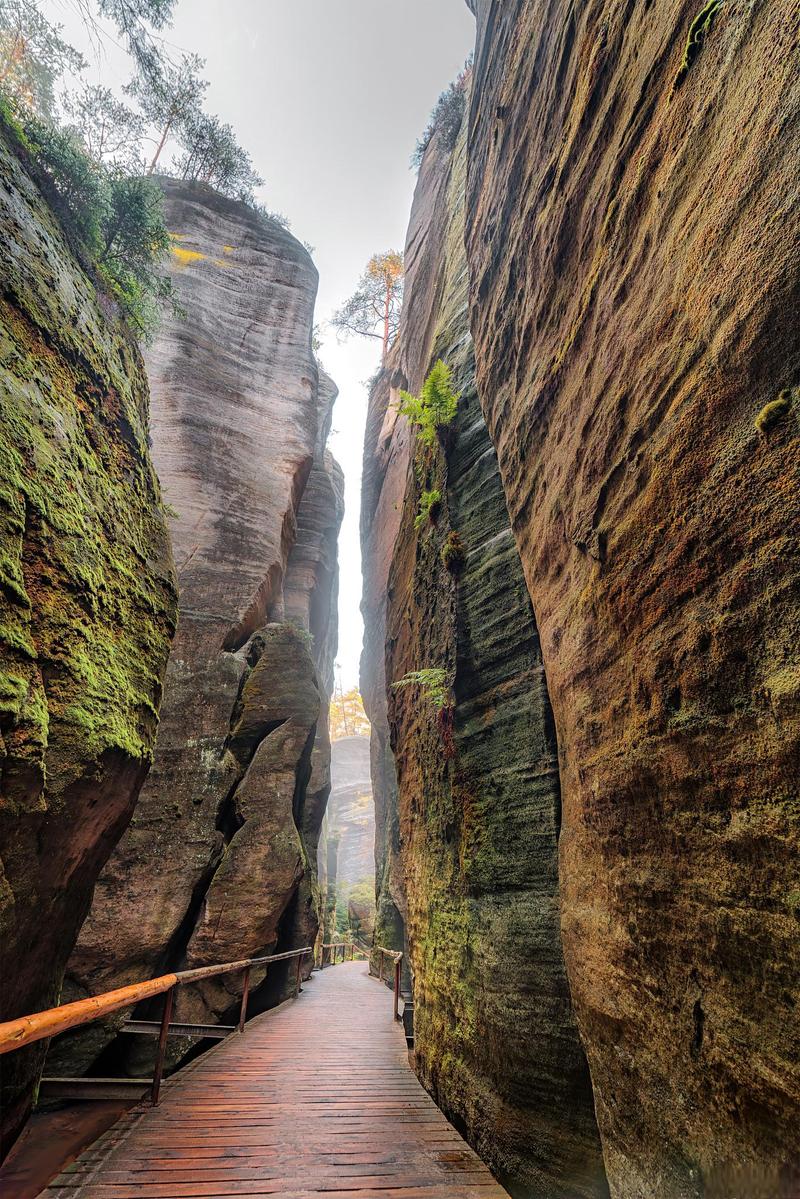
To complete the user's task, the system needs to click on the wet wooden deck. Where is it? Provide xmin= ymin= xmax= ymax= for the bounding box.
xmin=42 ymin=961 xmax=508 ymax=1199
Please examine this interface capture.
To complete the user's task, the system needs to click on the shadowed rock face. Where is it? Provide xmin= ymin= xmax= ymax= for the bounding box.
xmin=465 ymin=1 xmax=800 ymax=1194
xmin=0 ymin=130 xmax=176 ymax=1153
xmin=50 ymin=180 xmax=341 ymax=1072
xmin=362 ymin=112 xmax=607 ymax=1196
xmin=283 ymin=370 xmax=345 ymax=970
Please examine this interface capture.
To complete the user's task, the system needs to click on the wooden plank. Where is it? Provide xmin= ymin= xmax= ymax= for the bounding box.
xmin=41 ymin=962 xmax=508 ymax=1198
xmin=122 ymin=1021 xmax=235 ymax=1040
xmin=39 ymin=1080 xmax=151 ymax=1101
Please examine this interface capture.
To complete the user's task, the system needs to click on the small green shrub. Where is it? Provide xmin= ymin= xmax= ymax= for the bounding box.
xmin=392 ymin=668 xmax=449 ymax=711
xmin=0 ymin=92 xmax=176 ymax=338
xmin=674 ymin=0 xmax=723 ymax=89
xmin=441 ymin=531 xmax=466 ymax=574
xmin=414 ymin=488 xmax=442 ymax=531
xmin=755 ymin=390 xmax=793 ymax=434
xmin=412 ymin=57 xmax=472 ymax=169
xmin=397 ymin=360 xmax=460 ymax=449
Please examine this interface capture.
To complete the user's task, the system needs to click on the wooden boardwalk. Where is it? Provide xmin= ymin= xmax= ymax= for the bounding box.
xmin=42 ymin=961 xmax=508 ymax=1199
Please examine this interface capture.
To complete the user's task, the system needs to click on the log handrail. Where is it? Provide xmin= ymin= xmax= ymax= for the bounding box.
xmin=368 ymin=944 xmax=403 ymax=1022
xmin=0 ymin=946 xmax=312 ymax=1058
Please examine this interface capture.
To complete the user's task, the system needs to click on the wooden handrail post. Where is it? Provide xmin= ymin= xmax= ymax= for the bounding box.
xmin=379 ymin=949 xmax=384 ymax=982
xmin=151 ymin=985 xmax=175 ymax=1105
xmin=238 ymin=966 xmax=251 ymax=1034
xmin=393 ymin=958 xmax=401 ymax=1021
xmin=294 ymin=953 xmax=303 ymax=997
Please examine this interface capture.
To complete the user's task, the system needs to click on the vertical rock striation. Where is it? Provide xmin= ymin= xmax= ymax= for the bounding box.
xmin=362 ymin=111 xmax=607 ymax=1195
xmin=52 ymin=180 xmax=342 ymax=1072
xmin=0 ymin=128 xmax=176 ymax=1152
xmin=465 ymin=1 xmax=800 ymax=1194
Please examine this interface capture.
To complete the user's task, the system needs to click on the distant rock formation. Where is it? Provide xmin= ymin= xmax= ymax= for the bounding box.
xmin=325 ymin=736 xmax=375 ymax=940
xmin=0 ymin=129 xmax=176 ymax=1153
xmin=50 ymin=180 xmax=342 ymax=1076
xmin=360 ymin=110 xmax=607 ymax=1195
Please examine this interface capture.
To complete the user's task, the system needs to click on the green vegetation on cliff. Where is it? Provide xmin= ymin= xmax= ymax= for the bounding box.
xmin=0 ymin=126 xmax=177 ymax=800
xmin=0 ymin=95 xmax=175 ymax=337
xmin=398 ymin=360 xmax=460 ymax=450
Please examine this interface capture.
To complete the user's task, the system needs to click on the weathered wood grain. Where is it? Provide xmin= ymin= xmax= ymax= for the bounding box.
xmin=42 ymin=962 xmax=508 ymax=1198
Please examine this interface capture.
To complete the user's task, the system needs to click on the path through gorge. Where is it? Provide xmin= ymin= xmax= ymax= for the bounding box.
xmin=0 ymin=1 xmax=798 ymax=1197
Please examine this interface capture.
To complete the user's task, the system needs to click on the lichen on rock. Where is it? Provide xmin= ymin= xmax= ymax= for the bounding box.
xmin=362 ymin=105 xmax=607 ymax=1197
xmin=465 ymin=0 xmax=800 ymax=1193
xmin=0 ymin=126 xmax=177 ymax=1153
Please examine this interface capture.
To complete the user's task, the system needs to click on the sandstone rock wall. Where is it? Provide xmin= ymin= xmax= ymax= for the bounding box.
xmin=326 ymin=735 xmax=375 ymax=938
xmin=50 ymin=180 xmax=341 ymax=1073
xmin=0 ymin=128 xmax=176 ymax=1151
xmin=465 ymin=1 xmax=800 ymax=1194
xmin=361 ymin=113 xmax=607 ymax=1194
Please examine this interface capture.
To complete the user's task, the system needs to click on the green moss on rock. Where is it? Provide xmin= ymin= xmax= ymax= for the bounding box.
xmin=0 ymin=127 xmax=177 ymax=1153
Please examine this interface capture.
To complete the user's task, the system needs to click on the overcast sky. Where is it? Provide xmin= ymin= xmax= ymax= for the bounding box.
xmin=43 ymin=0 xmax=476 ymax=691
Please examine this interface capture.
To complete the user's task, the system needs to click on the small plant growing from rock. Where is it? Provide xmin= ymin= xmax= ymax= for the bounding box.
xmin=441 ymin=531 xmax=466 ymax=574
xmin=392 ymin=668 xmax=449 ymax=711
xmin=397 ymin=360 xmax=460 ymax=449
xmin=755 ymin=389 xmax=793 ymax=434
xmin=414 ymin=488 xmax=442 ymax=531
xmin=674 ymin=0 xmax=723 ymax=89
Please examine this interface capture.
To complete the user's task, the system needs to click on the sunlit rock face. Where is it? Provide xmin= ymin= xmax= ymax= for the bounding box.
xmin=50 ymin=180 xmax=341 ymax=1073
xmin=361 ymin=106 xmax=607 ymax=1196
xmin=325 ymin=735 xmax=375 ymax=939
xmin=0 ymin=130 xmax=176 ymax=1153
xmin=465 ymin=1 xmax=800 ymax=1194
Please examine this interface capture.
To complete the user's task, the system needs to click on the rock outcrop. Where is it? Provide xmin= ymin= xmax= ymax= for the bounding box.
xmin=0 ymin=127 xmax=176 ymax=1152
xmin=361 ymin=111 xmax=607 ymax=1195
xmin=325 ymin=735 xmax=375 ymax=939
xmin=464 ymin=1 xmax=800 ymax=1195
xmin=50 ymin=180 xmax=342 ymax=1074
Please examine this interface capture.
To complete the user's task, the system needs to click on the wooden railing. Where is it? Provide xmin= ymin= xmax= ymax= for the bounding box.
xmin=318 ymin=940 xmax=367 ymax=967
xmin=0 ymin=946 xmax=312 ymax=1104
xmin=371 ymin=944 xmax=404 ymax=1022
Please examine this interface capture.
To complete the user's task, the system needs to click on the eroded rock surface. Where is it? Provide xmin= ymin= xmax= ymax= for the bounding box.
xmin=362 ymin=113 xmax=606 ymax=1195
xmin=51 ymin=180 xmax=341 ymax=1073
xmin=465 ymin=2 xmax=800 ymax=1194
xmin=0 ymin=129 xmax=176 ymax=1151
xmin=326 ymin=735 xmax=375 ymax=939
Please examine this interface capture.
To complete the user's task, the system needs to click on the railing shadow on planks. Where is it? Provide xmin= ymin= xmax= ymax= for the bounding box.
xmin=0 ymin=940 xmax=400 ymax=1110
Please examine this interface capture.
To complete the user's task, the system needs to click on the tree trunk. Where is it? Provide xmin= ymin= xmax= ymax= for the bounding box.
xmin=147 ymin=115 xmax=173 ymax=175
xmin=382 ymin=283 xmax=391 ymax=364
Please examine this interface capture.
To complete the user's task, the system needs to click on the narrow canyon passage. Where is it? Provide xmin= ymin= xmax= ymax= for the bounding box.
xmin=41 ymin=962 xmax=508 ymax=1199
xmin=0 ymin=0 xmax=798 ymax=1196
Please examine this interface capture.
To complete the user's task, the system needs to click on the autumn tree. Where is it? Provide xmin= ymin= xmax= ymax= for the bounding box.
xmin=331 ymin=251 xmax=404 ymax=363
xmin=0 ymin=0 xmax=85 ymax=115
xmin=330 ymin=688 xmax=371 ymax=742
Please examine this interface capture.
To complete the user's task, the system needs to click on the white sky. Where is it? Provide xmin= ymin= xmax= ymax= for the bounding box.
xmin=41 ymin=0 xmax=476 ymax=691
